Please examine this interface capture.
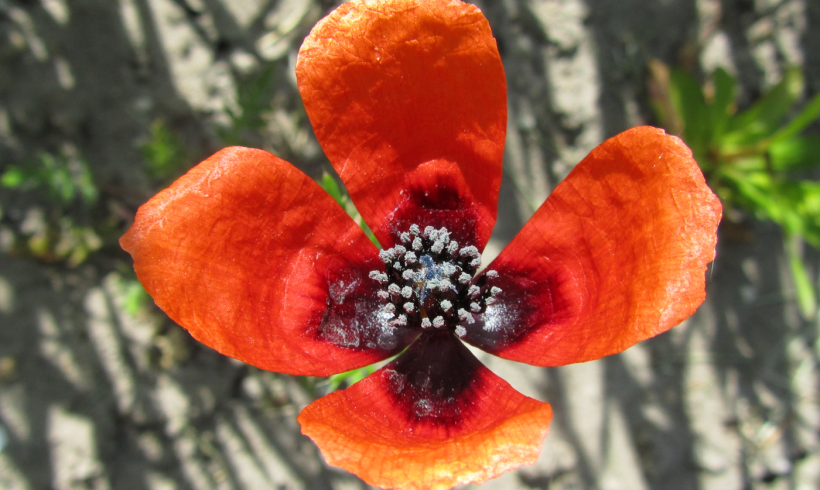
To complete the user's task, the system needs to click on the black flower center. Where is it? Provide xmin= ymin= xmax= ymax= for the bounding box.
xmin=369 ymin=225 xmax=500 ymax=337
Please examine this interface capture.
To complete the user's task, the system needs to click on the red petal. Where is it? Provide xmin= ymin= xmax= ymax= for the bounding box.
xmin=464 ymin=127 xmax=722 ymax=366
xmin=298 ymin=332 xmax=552 ymax=490
xmin=296 ymin=0 xmax=506 ymax=249
xmin=120 ymin=147 xmax=416 ymax=376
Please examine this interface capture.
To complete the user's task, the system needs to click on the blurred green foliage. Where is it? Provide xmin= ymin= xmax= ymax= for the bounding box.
xmin=140 ymin=119 xmax=187 ymax=180
xmin=651 ymin=62 xmax=820 ymax=318
xmin=1 ymin=151 xmax=101 ymax=266
xmin=220 ymin=65 xmax=278 ymax=147
xmin=2 ymin=151 xmax=98 ymax=207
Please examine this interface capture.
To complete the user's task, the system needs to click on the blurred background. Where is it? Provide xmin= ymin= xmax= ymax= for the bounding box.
xmin=1 ymin=0 xmax=819 ymax=488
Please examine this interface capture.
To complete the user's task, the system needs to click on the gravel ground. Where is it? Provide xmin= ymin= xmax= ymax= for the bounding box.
xmin=1 ymin=0 xmax=819 ymax=489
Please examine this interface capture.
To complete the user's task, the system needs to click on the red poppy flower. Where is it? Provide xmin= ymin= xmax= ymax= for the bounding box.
xmin=120 ymin=0 xmax=722 ymax=489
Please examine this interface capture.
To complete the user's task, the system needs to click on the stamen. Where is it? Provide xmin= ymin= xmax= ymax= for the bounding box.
xmin=457 ymin=309 xmax=474 ymax=324
xmin=369 ymin=224 xmax=505 ymax=336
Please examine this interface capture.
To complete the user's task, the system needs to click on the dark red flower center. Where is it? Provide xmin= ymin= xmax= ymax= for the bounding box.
xmin=370 ymin=225 xmax=501 ymax=337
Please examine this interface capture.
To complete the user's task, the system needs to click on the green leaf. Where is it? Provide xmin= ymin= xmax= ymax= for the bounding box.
xmin=327 ymin=365 xmax=377 ymax=392
xmin=785 ymin=235 xmax=817 ymax=320
xmin=723 ymin=67 xmax=804 ymax=148
xmin=772 ymin=91 xmax=820 ymax=143
xmin=669 ymin=68 xmax=710 ymax=159
xmin=709 ymin=67 xmax=737 ymax=141
xmin=320 ymin=172 xmax=346 ymax=207
xmin=1 ymin=167 xmax=25 ymax=188
xmin=769 ymin=136 xmax=820 ymax=172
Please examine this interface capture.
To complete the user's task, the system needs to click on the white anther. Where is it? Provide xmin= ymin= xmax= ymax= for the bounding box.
xmin=490 ymin=286 xmax=502 ymax=295
xmin=393 ymin=261 xmax=403 ymax=271
xmin=404 ymin=251 xmax=417 ymax=264
xmin=402 ymin=269 xmax=415 ymax=281
xmin=455 ymin=325 xmax=467 ymax=337
xmin=458 ymin=309 xmax=475 ymax=324
xmin=438 ymin=278 xmax=453 ymax=291
xmin=470 ymin=258 xmax=482 ymax=268
xmin=423 ymin=226 xmax=435 ymax=238
xmin=428 ymin=229 xmax=439 ymax=241
xmin=370 ymin=271 xmax=388 ymax=283
xmin=388 ymin=284 xmax=401 ymax=294
xmin=447 ymin=241 xmax=459 ymax=255
xmin=440 ymin=263 xmax=456 ymax=277
xmin=458 ymin=272 xmax=472 ymax=284
xmin=432 ymin=316 xmax=445 ymax=328
xmin=431 ymin=240 xmax=445 ymax=254
xmin=421 ymin=318 xmax=432 ymax=329
xmin=394 ymin=245 xmax=406 ymax=256
xmin=379 ymin=249 xmax=395 ymax=263
xmin=401 ymin=286 xmax=413 ymax=298
xmin=410 ymin=224 xmax=420 ymax=235
xmin=404 ymin=302 xmax=415 ymax=313
xmin=485 ymin=270 xmax=498 ymax=279
xmin=459 ymin=245 xmax=479 ymax=258
xmin=377 ymin=291 xmax=389 ymax=300
xmin=400 ymin=232 xmax=411 ymax=243
xmin=470 ymin=302 xmax=481 ymax=312
xmin=426 ymin=279 xmax=440 ymax=291
xmin=440 ymin=300 xmax=452 ymax=312
xmin=468 ymin=285 xmax=481 ymax=298
xmin=383 ymin=303 xmax=396 ymax=314
xmin=392 ymin=314 xmax=407 ymax=326
xmin=412 ymin=237 xmax=423 ymax=251
xmin=486 ymin=297 xmax=497 ymax=305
